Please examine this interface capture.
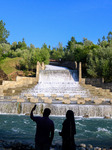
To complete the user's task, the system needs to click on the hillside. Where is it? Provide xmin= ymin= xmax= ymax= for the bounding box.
xmin=0 ymin=57 xmax=23 ymax=80
xmin=0 ymin=57 xmax=35 ymax=81
xmin=0 ymin=57 xmax=22 ymax=75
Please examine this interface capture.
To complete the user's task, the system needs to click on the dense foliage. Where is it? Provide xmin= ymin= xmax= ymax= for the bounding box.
xmin=0 ymin=20 xmax=112 ymax=82
xmin=0 ymin=20 xmax=9 ymax=43
xmin=50 ymin=34 xmax=112 ymax=82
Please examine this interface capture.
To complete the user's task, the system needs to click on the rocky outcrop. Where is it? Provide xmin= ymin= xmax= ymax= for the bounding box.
xmin=0 ymin=69 xmax=8 ymax=84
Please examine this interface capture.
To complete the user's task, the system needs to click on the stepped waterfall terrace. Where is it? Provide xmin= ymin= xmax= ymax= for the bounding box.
xmin=21 ymin=65 xmax=92 ymax=97
xmin=0 ymin=65 xmax=112 ymax=149
xmin=0 ymin=65 xmax=112 ymax=117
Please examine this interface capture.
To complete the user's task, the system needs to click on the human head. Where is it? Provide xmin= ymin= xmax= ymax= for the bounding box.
xmin=43 ymin=108 xmax=51 ymax=117
xmin=66 ymin=110 xmax=74 ymax=121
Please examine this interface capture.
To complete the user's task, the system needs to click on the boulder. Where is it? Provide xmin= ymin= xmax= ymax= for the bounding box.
xmin=104 ymin=115 xmax=111 ymax=119
xmin=94 ymin=99 xmax=103 ymax=104
xmin=51 ymin=94 xmax=57 ymax=98
xmin=56 ymin=97 xmax=63 ymax=101
xmin=94 ymin=147 xmax=101 ymax=150
xmin=63 ymin=94 xmax=70 ymax=98
xmin=77 ymin=100 xmax=85 ymax=104
xmin=109 ymin=99 xmax=112 ymax=104
xmin=70 ymin=97 xmax=78 ymax=101
xmin=30 ymin=98 xmax=38 ymax=103
xmin=44 ymin=99 xmax=52 ymax=103
xmin=87 ymin=144 xmax=93 ymax=149
xmin=0 ymin=69 xmax=8 ymax=82
xmin=84 ymin=97 xmax=91 ymax=101
xmin=79 ymin=143 xmax=86 ymax=148
xmin=37 ymin=94 xmax=45 ymax=97
xmin=17 ymin=99 xmax=25 ymax=102
xmin=74 ymin=95 xmax=81 ymax=98
xmin=62 ymin=99 xmax=70 ymax=104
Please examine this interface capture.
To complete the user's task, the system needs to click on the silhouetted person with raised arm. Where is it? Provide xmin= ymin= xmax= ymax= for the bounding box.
xmin=59 ymin=110 xmax=76 ymax=150
xmin=30 ymin=105 xmax=54 ymax=150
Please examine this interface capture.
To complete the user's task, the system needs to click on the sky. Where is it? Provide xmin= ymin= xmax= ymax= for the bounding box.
xmin=0 ymin=0 xmax=112 ymax=48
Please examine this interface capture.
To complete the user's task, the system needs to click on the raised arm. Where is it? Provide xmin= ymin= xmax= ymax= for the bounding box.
xmin=30 ymin=105 xmax=36 ymax=120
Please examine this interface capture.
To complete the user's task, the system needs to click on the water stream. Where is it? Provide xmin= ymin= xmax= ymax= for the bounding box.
xmin=21 ymin=65 xmax=91 ymax=97
xmin=0 ymin=65 xmax=112 ymax=148
xmin=0 ymin=115 xmax=112 ymax=148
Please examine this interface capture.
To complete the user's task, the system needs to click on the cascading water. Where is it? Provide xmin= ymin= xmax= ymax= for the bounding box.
xmin=1 ymin=65 xmax=112 ymax=117
xmin=19 ymin=65 xmax=112 ymax=117
xmin=1 ymin=65 xmax=112 ymax=149
xmin=21 ymin=65 xmax=91 ymax=97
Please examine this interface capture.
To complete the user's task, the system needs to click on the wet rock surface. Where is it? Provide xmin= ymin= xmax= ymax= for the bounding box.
xmin=0 ymin=141 xmax=112 ymax=150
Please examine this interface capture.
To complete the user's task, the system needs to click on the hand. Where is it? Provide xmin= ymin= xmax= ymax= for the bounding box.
xmin=32 ymin=105 xmax=36 ymax=111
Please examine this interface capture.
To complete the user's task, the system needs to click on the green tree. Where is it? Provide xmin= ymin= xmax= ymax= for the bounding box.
xmin=0 ymin=43 xmax=11 ymax=57
xmin=17 ymin=38 xmax=27 ymax=50
xmin=107 ymin=31 xmax=112 ymax=43
xmin=40 ymin=48 xmax=50 ymax=64
xmin=0 ymin=20 xmax=10 ymax=43
xmin=11 ymin=41 xmax=17 ymax=51
xmin=83 ymin=37 xmax=93 ymax=46
xmin=87 ymin=47 xmax=112 ymax=82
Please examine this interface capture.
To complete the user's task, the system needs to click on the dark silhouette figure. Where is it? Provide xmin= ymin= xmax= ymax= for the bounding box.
xmin=30 ymin=105 xmax=54 ymax=150
xmin=59 ymin=110 xmax=76 ymax=150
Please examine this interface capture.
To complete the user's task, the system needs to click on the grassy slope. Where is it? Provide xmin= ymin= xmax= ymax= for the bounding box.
xmin=0 ymin=57 xmax=22 ymax=75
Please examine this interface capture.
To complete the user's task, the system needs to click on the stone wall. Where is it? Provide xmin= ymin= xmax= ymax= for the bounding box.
xmin=85 ymin=78 xmax=104 ymax=86
xmin=81 ymin=78 xmax=112 ymax=92
xmin=78 ymin=62 xmax=112 ymax=92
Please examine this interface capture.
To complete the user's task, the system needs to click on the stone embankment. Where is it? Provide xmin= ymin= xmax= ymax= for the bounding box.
xmin=81 ymin=84 xmax=112 ymax=100
xmin=0 ymin=140 xmax=112 ymax=150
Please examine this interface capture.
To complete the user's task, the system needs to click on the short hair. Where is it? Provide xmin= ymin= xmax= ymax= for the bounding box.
xmin=43 ymin=108 xmax=51 ymax=117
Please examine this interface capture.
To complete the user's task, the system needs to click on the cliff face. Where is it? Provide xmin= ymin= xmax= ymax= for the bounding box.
xmin=0 ymin=69 xmax=8 ymax=84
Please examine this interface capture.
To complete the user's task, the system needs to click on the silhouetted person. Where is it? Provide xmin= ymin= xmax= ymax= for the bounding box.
xmin=30 ymin=105 xmax=54 ymax=150
xmin=59 ymin=110 xmax=76 ymax=150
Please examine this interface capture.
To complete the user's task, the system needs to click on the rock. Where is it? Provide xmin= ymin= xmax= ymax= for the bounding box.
xmin=25 ymin=113 xmax=30 ymax=116
xmin=94 ymin=147 xmax=101 ymax=150
xmin=79 ymin=143 xmax=86 ymax=148
xmin=104 ymin=115 xmax=111 ymax=119
xmin=84 ymin=97 xmax=91 ymax=101
xmin=50 ymin=148 xmax=55 ymax=150
xmin=102 ymin=148 xmax=107 ymax=150
xmin=62 ymin=99 xmax=70 ymax=104
xmin=37 ymin=94 xmax=44 ymax=97
xmin=70 ymin=97 xmax=78 ymax=101
xmin=109 ymin=99 xmax=112 ymax=104
xmin=0 ymin=70 xmax=8 ymax=82
xmin=17 ymin=99 xmax=25 ymax=103
xmin=83 ymin=115 xmax=89 ymax=118
xmin=77 ymin=100 xmax=85 ymax=104
xmin=87 ymin=144 xmax=93 ymax=149
xmin=51 ymin=94 xmax=57 ymax=98
xmin=63 ymin=94 xmax=70 ymax=98
xmin=93 ymin=99 xmax=103 ymax=104
xmin=56 ymin=97 xmax=63 ymax=101
xmin=74 ymin=95 xmax=81 ymax=98
xmin=44 ymin=99 xmax=52 ymax=104
xmin=30 ymin=97 xmax=38 ymax=103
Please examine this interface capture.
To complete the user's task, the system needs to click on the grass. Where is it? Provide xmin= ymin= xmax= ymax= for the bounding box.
xmin=0 ymin=57 xmax=22 ymax=75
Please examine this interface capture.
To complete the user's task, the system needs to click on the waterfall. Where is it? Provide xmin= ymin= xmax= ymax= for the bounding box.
xmin=21 ymin=103 xmax=112 ymax=117
xmin=0 ymin=64 xmax=109 ymax=117
xmin=21 ymin=65 xmax=91 ymax=97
